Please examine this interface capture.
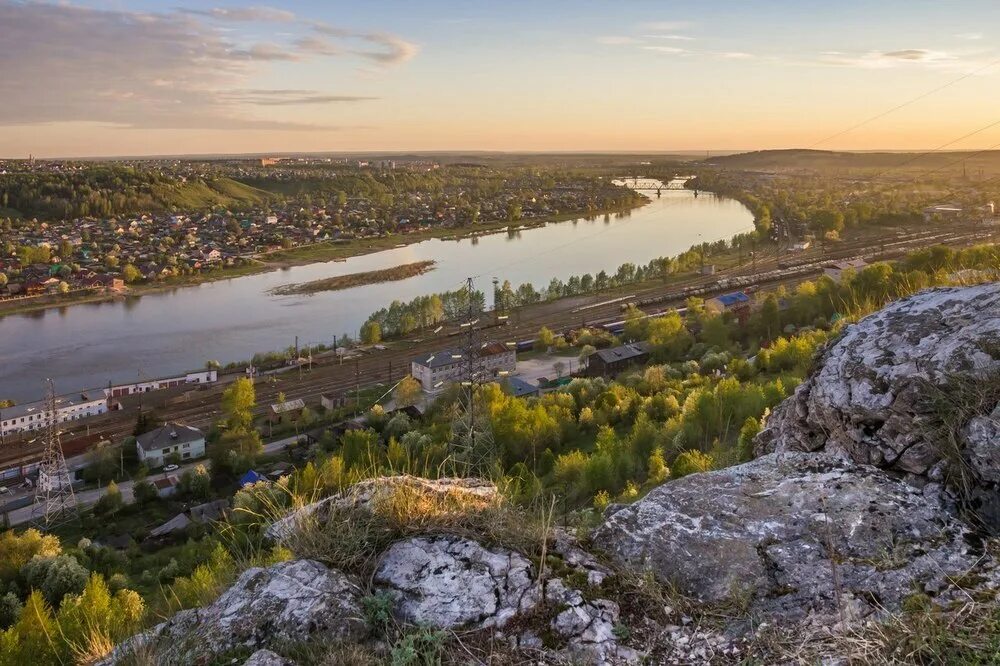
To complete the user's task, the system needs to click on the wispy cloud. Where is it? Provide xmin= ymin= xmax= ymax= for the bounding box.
xmin=640 ymin=21 xmax=693 ymax=32
xmin=956 ymin=32 xmax=984 ymax=41
xmin=0 ymin=0 xmax=416 ymax=130
xmin=644 ymin=34 xmax=695 ymax=41
xmin=597 ymin=35 xmax=639 ymax=45
xmin=181 ymin=6 xmax=296 ymax=23
xmin=819 ymin=48 xmax=974 ymax=69
xmin=643 ymin=46 xmax=688 ymax=55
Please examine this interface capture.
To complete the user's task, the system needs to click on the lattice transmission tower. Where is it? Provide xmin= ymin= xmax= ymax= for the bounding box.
xmin=451 ymin=277 xmax=498 ymax=474
xmin=34 ymin=380 xmax=77 ymax=528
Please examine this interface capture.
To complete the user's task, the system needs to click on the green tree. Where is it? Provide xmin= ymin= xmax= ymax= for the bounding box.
xmin=133 ymin=480 xmax=158 ymax=506
xmin=20 ymin=555 xmax=88 ymax=607
xmin=221 ymin=378 xmax=256 ymax=434
xmin=121 ymin=263 xmax=141 ymax=283
xmin=534 ymin=326 xmax=555 ymax=352
xmin=394 ymin=375 xmax=423 ymax=408
xmin=360 ymin=320 xmax=382 ymax=344
xmin=672 ymin=450 xmax=714 ymax=479
xmin=93 ymin=481 xmax=123 ymax=516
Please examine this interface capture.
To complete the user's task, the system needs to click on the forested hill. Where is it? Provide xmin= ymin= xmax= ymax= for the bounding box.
xmin=704 ymin=148 xmax=1000 ymax=174
xmin=0 ymin=167 xmax=273 ymax=219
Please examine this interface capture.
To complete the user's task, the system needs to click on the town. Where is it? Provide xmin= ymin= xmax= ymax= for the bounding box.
xmin=0 ymin=159 xmax=644 ymax=308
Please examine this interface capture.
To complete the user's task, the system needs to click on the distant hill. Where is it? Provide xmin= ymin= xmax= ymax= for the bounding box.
xmin=149 ymin=177 xmax=273 ymax=210
xmin=703 ymin=149 xmax=1000 ymax=175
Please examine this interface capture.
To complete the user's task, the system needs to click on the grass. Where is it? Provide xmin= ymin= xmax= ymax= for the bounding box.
xmin=917 ymin=367 xmax=1000 ymax=526
xmin=270 ymin=475 xmax=553 ymax=579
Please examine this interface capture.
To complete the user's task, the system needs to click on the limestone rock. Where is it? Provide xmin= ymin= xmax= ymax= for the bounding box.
xmin=242 ymin=650 xmax=295 ymax=666
xmin=102 ymin=560 xmax=365 ymax=664
xmin=267 ymin=475 xmax=498 ymax=542
xmin=755 ymin=285 xmax=1000 ymax=495
xmin=374 ymin=535 xmax=538 ymax=629
xmin=591 ymin=452 xmax=978 ymax=626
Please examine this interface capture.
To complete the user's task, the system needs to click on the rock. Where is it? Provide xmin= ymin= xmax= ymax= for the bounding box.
xmin=374 ymin=535 xmax=538 ymax=629
xmin=242 ymin=650 xmax=295 ymax=666
xmin=267 ymin=475 xmax=498 ymax=542
xmin=591 ymin=452 xmax=978 ymax=626
xmin=963 ymin=404 xmax=1000 ymax=525
xmin=374 ymin=534 xmax=639 ymax=664
xmin=551 ymin=527 xmax=611 ymax=587
xmin=102 ymin=560 xmax=366 ymax=664
xmin=755 ymin=285 xmax=1000 ymax=521
xmin=545 ymin=578 xmax=639 ymax=664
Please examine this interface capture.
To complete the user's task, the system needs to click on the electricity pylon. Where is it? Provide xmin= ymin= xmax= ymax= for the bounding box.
xmin=451 ymin=277 xmax=496 ymax=474
xmin=34 ymin=380 xmax=77 ymax=528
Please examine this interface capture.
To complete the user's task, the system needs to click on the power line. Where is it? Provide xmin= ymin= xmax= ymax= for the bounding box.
xmin=807 ymin=56 xmax=1000 ymax=149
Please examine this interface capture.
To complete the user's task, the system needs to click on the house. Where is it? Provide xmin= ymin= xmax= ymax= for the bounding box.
xmin=790 ymin=240 xmax=811 ymax=252
xmin=320 ymin=394 xmax=344 ymax=411
xmin=586 ymin=342 xmax=651 ymax=377
xmin=411 ymin=342 xmax=516 ymax=392
xmin=502 ymin=376 xmax=540 ymax=398
xmin=148 ymin=513 xmax=191 ymax=538
xmin=923 ymin=204 xmax=963 ymax=223
xmin=268 ymin=398 xmax=305 ymax=424
xmin=705 ymin=291 xmax=752 ymax=323
xmin=190 ymin=498 xmax=230 ymax=523
xmin=135 ymin=423 xmax=205 ymax=468
xmin=153 ymin=474 xmax=180 ymax=498
xmin=239 ymin=469 xmax=264 ymax=487
xmin=824 ymin=258 xmax=867 ymax=283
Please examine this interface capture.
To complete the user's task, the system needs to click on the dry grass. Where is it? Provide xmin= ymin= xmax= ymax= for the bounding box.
xmin=278 ymin=477 xmax=554 ymax=580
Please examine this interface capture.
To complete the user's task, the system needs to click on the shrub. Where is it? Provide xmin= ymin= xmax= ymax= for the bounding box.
xmin=0 ymin=529 xmax=61 ymax=581
xmin=20 ymin=555 xmax=88 ymax=607
xmin=672 ymin=450 xmax=715 ymax=479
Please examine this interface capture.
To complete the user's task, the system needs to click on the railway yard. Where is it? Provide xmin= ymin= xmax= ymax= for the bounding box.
xmin=1 ymin=220 xmax=996 ymax=475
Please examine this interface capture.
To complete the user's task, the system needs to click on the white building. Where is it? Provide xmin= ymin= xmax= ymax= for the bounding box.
xmin=0 ymin=393 xmax=108 ymax=437
xmin=411 ymin=342 xmax=516 ymax=392
xmin=135 ymin=423 xmax=206 ymax=468
xmin=105 ymin=370 xmax=217 ymax=398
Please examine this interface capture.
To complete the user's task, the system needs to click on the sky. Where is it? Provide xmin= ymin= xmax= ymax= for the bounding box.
xmin=3 ymin=0 xmax=1000 ymax=157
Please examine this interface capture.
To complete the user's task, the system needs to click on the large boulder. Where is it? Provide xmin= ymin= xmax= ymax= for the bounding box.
xmin=755 ymin=285 xmax=1000 ymax=511
xmin=103 ymin=560 xmax=366 ymax=664
xmin=592 ymin=453 xmax=980 ymax=626
xmin=267 ymin=475 xmax=498 ymax=542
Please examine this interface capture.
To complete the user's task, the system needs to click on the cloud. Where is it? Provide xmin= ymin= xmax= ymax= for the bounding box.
xmin=232 ymin=42 xmax=301 ymax=61
xmin=0 ymin=1 xmax=417 ymax=130
xmin=820 ymin=48 xmax=966 ymax=69
xmin=645 ymin=34 xmax=695 ymax=41
xmin=182 ymin=6 xmax=296 ymax=23
xmin=642 ymin=46 xmax=688 ymax=55
xmin=356 ymin=33 xmax=420 ymax=65
xmin=717 ymin=52 xmax=754 ymax=60
xmin=220 ymin=90 xmax=379 ymax=106
xmin=956 ymin=32 xmax=984 ymax=41
xmin=597 ymin=35 xmax=639 ymax=45
xmin=641 ymin=21 xmax=693 ymax=32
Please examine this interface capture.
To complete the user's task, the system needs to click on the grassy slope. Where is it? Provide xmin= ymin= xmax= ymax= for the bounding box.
xmin=149 ymin=177 xmax=273 ymax=210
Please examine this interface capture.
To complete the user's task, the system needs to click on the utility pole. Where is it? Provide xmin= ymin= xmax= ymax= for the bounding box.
xmin=452 ymin=277 xmax=495 ymax=475
xmin=34 ymin=380 xmax=77 ymax=529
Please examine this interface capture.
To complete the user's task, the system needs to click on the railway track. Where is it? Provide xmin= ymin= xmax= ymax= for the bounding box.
xmin=2 ymin=223 xmax=995 ymax=470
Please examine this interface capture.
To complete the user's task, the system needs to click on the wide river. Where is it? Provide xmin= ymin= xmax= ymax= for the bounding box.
xmin=0 ymin=179 xmax=752 ymax=402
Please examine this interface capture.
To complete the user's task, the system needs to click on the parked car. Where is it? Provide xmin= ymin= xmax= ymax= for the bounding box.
xmin=163 ymin=464 xmax=179 ymax=472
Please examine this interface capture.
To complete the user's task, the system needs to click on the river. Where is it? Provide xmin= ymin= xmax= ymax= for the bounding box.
xmin=0 ymin=179 xmax=752 ymax=402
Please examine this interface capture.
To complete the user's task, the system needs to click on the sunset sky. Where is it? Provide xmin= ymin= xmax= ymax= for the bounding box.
xmin=3 ymin=0 xmax=1000 ymax=157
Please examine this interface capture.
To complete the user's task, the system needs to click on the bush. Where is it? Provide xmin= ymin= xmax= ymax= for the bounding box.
xmin=93 ymin=481 xmax=124 ymax=516
xmin=20 ymin=555 xmax=88 ymax=607
xmin=0 ymin=592 xmax=21 ymax=629
xmin=0 ymin=530 xmax=61 ymax=581
xmin=133 ymin=480 xmax=158 ymax=506
xmin=671 ymin=450 xmax=715 ymax=479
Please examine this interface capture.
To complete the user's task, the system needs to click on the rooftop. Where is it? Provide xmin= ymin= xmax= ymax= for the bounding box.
xmin=136 ymin=423 xmax=204 ymax=453
xmin=594 ymin=342 xmax=651 ymax=364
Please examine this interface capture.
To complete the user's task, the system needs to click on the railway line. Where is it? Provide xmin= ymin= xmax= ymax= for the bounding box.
xmin=1 ymin=222 xmax=995 ymax=471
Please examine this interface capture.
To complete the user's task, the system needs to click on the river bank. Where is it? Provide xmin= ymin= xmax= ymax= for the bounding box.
xmin=0 ymin=199 xmax=646 ymax=320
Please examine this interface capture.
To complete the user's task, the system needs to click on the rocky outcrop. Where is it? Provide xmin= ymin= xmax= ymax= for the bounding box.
xmin=755 ymin=285 xmax=1000 ymax=520
xmin=103 ymin=560 xmax=366 ymax=664
xmin=266 ymin=475 xmax=498 ymax=542
xmin=374 ymin=535 xmax=538 ymax=629
xmin=592 ymin=452 xmax=979 ymax=626
xmin=373 ymin=534 xmax=637 ymax=663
